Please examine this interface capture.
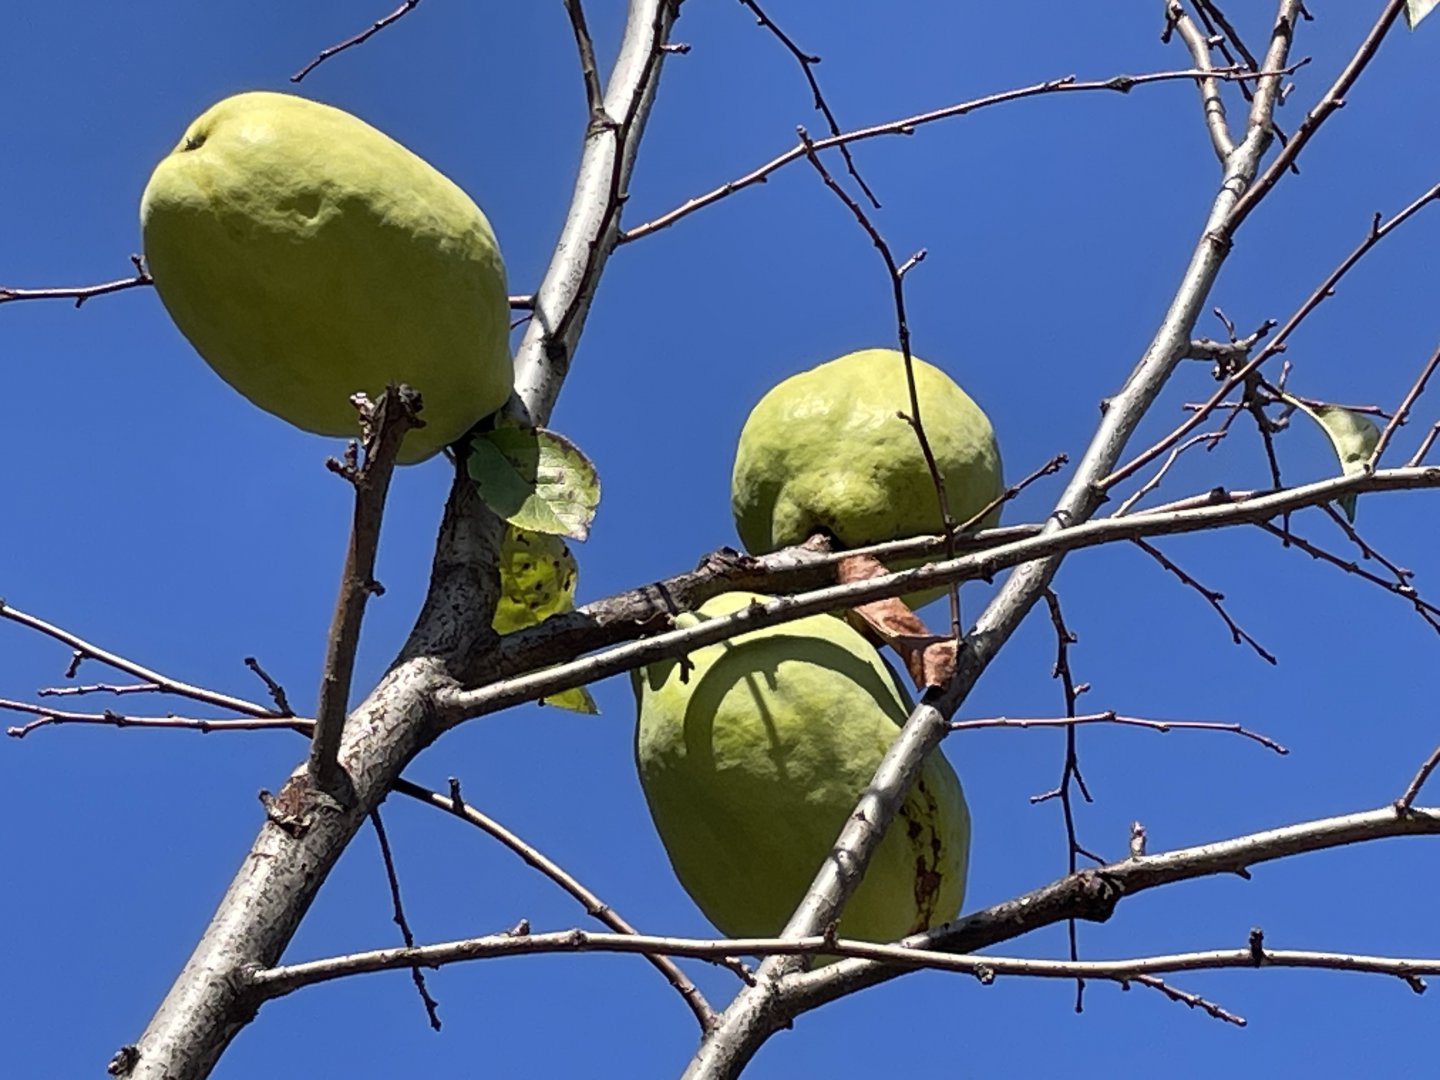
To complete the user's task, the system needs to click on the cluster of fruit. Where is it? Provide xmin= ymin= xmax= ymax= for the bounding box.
xmin=140 ymin=92 xmax=1004 ymax=950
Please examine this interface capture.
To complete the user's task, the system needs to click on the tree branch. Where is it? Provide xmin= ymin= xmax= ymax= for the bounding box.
xmin=122 ymin=5 xmax=681 ymax=1076
xmin=683 ymin=5 xmax=1309 ymax=1074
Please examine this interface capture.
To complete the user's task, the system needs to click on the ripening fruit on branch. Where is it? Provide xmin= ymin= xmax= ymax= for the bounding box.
xmin=731 ymin=348 xmax=1003 ymax=553
xmin=140 ymin=91 xmax=511 ymax=464
xmin=633 ymin=592 xmax=970 ymax=943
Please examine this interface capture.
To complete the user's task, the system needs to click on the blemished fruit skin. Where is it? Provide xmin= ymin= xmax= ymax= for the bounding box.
xmin=633 ymin=592 xmax=970 ymax=943
xmin=140 ymin=91 xmax=511 ymax=464
xmin=731 ymin=349 xmax=1003 ymax=552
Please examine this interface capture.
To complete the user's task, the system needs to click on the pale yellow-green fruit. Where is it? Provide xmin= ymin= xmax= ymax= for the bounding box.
xmin=633 ymin=591 xmax=970 ymax=943
xmin=731 ymin=349 xmax=1003 ymax=553
xmin=140 ymin=91 xmax=511 ymax=464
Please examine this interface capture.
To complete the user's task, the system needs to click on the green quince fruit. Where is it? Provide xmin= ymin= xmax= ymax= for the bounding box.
xmin=633 ymin=591 xmax=970 ymax=943
xmin=140 ymin=91 xmax=511 ymax=464
xmin=731 ymin=349 xmax=1003 ymax=552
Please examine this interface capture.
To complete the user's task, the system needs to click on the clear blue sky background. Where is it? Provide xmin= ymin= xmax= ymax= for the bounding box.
xmin=3 ymin=3 xmax=1438 ymax=1076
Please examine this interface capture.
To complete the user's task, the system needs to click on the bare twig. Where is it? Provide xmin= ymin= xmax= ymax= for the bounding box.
xmin=621 ymin=63 xmax=1302 ymax=244
xmin=0 ymin=258 xmax=150 ymax=307
xmin=37 ymin=682 xmax=162 ymax=699
xmin=952 ymin=710 xmax=1287 ymax=754
xmin=509 ymin=1 xmax=682 ymax=422
xmin=0 ymin=601 xmax=280 ymax=718
xmin=1130 ymin=972 xmax=1246 ymax=1026
xmin=4 ymin=701 xmax=307 ymax=739
xmin=247 ymin=927 xmax=1440 ymax=1000
xmin=1226 ymin=0 xmax=1408 ymax=230
xmin=368 ymin=807 xmax=442 ymax=1029
xmin=244 ymin=657 xmax=294 ymax=716
xmin=785 ymin=801 xmax=1440 ymax=1013
xmin=291 ymin=1 xmax=421 ymax=82
xmin=1107 ymin=184 xmax=1440 ymax=490
xmin=1132 ymin=537 xmax=1277 ymax=663
xmin=797 ymin=127 xmax=960 ymax=635
xmin=1319 ymin=504 xmax=1416 ymax=591
xmin=954 ymin=454 xmax=1068 ymax=535
xmin=1165 ymin=1 xmax=1237 ymax=159
xmin=1398 ymin=747 xmax=1440 ymax=811
xmin=309 ymin=386 xmax=422 ymax=794
xmin=1253 ymin=520 xmax=1440 ymax=635
xmin=392 ymin=778 xmax=723 ymax=1030
xmin=562 ymin=0 xmax=605 ymax=118
xmin=1034 ymin=591 xmax=1096 ymax=1010
xmin=445 ymin=466 xmax=1440 ymax=724
xmin=1372 ymin=343 xmax=1440 ymax=467
xmin=1407 ymin=422 xmax=1440 ymax=468
xmin=739 ymin=0 xmax=879 ymax=206
xmin=1114 ymin=431 xmax=1227 ymax=516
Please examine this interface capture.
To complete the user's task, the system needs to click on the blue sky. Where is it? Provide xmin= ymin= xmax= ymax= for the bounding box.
xmin=3 ymin=3 xmax=1439 ymax=1076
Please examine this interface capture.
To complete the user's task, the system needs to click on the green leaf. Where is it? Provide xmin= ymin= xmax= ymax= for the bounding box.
xmin=467 ymin=426 xmax=600 ymax=540
xmin=1407 ymin=0 xmax=1438 ymax=29
xmin=1282 ymin=393 xmax=1381 ymax=522
xmin=542 ymin=686 xmax=600 ymax=715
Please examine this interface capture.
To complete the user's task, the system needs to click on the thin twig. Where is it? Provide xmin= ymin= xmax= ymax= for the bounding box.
xmin=1397 ymin=746 xmax=1440 ymax=811
xmin=951 ymin=710 xmax=1287 ymax=754
xmin=391 ymin=777 xmax=723 ymax=1030
xmin=1407 ymin=422 xmax=1440 ymax=468
xmin=1113 ymin=431 xmax=1228 ymax=516
xmin=738 ymin=0 xmax=879 ymax=206
xmin=247 ymin=929 xmax=1440 ymax=1001
xmin=368 ymin=807 xmax=442 ymax=1029
xmin=1106 ymin=184 xmax=1440 ymax=490
xmin=1319 ymin=504 xmax=1415 ymax=589
xmin=1165 ymin=1 xmax=1236 ymax=159
xmin=1034 ymin=591 xmax=1097 ymax=1010
xmin=244 ymin=656 xmax=294 ymax=716
xmin=562 ymin=0 xmax=606 ymax=118
xmin=291 ymin=0 xmax=421 ymax=82
xmin=1372 ymin=343 xmax=1440 ymax=467
xmin=955 ymin=454 xmax=1069 ymax=534
xmin=3 ymin=700 xmax=307 ymax=739
xmin=797 ymin=127 xmax=960 ymax=634
xmin=1132 ymin=537 xmax=1278 ymax=663
xmin=1253 ymin=520 xmax=1440 ymax=635
xmin=309 ymin=386 xmax=423 ymax=793
xmin=445 ymin=466 xmax=1440 ymax=723
xmin=0 ymin=600 xmax=280 ymax=718
xmin=0 ymin=258 xmax=150 ymax=307
xmin=1226 ymin=0 xmax=1407 ymax=230
xmin=621 ymin=63 xmax=1303 ymax=244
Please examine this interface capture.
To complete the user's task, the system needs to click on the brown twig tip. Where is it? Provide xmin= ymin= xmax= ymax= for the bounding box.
xmin=291 ymin=0 xmax=421 ymax=82
xmin=1133 ymin=537 xmax=1277 ymax=664
xmin=244 ymin=656 xmax=294 ymax=716
xmin=1248 ymin=927 xmax=1266 ymax=965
